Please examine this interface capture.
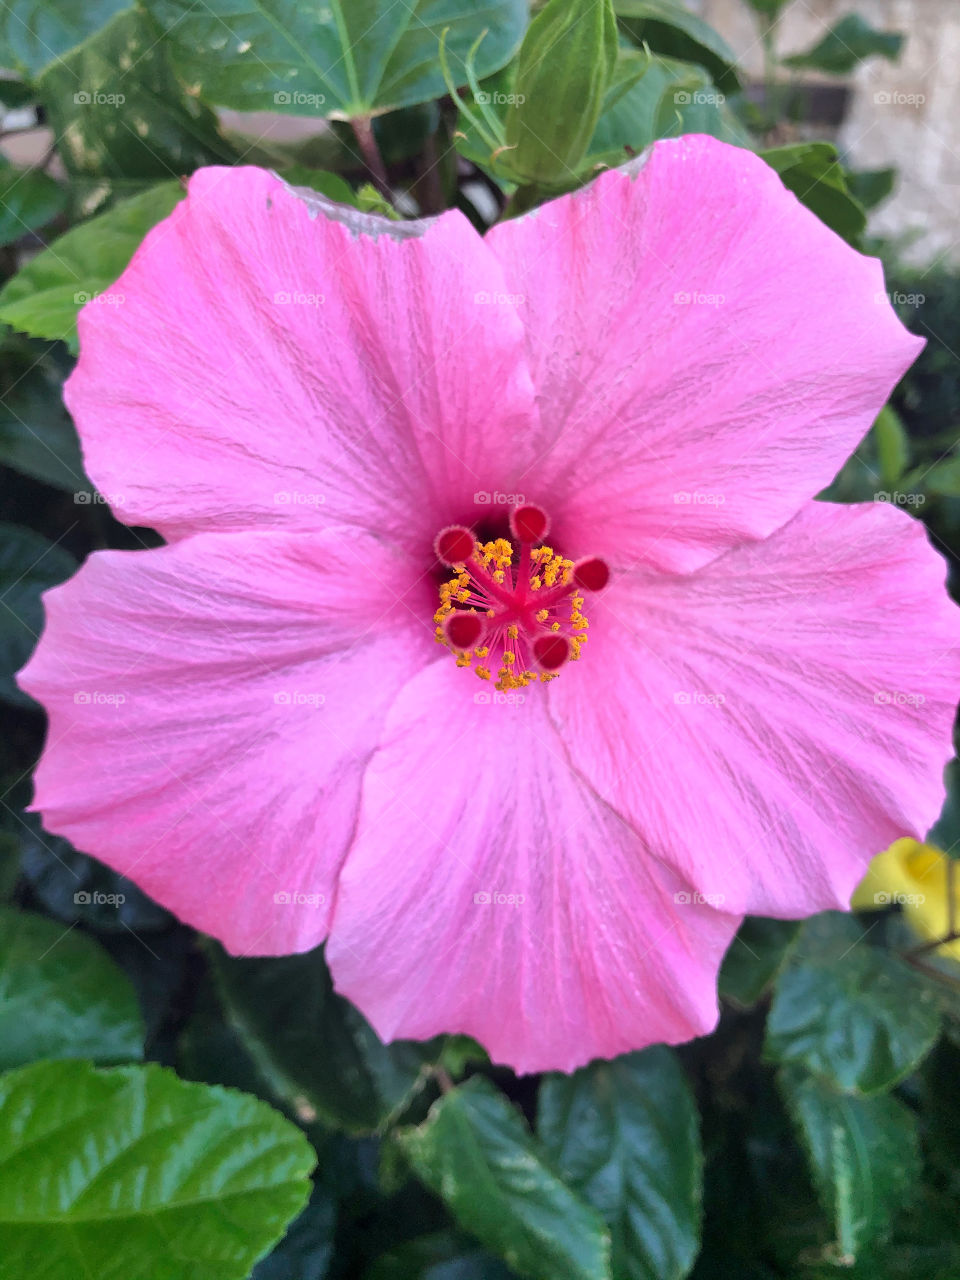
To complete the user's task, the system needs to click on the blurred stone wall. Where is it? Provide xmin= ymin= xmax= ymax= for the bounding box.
xmin=690 ymin=0 xmax=959 ymax=265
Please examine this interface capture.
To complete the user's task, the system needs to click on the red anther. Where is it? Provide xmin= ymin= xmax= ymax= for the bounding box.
xmin=510 ymin=503 xmax=550 ymax=544
xmin=573 ymin=556 xmax=610 ymax=592
xmin=445 ymin=610 xmax=484 ymax=651
xmin=435 ymin=525 xmax=477 ymax=566
xmin=533 ymin=633 xmax=571 ymax=671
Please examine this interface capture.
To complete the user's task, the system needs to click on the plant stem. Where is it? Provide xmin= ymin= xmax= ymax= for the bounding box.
xmin=413 ymin=130 xmax=447 ymax=215
xmin=351 ymin=116 xmax=391 ymax=200
xmin=434 ymin=1065 xmax=455 ymax=1094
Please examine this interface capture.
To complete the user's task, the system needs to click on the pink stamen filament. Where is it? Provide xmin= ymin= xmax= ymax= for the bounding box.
xmin=462 ymin=552 xmax=577 ymax=639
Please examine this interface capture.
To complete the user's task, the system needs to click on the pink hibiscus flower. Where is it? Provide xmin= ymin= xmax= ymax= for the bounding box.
xmin=19 ymin=135 xmax=958 ymax=1073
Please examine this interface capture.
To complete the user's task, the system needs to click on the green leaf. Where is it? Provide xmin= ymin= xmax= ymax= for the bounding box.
xmin=764 ymin=912 xmax=941 ymax=1094
xmin=761 ymin=142 xmax=866 ymax=245
xmin=928 ymin=758 xmax=960 ymax=857
xmin=651 ymin=66 xmax=748 ymax=146
xmin=783 ymin=15 xmax=903 ymax=74
xmin=400 ymin=1077 xmax=611 ymax=1280
xmin=779 ymin=1066 xmax=920 ymax=1262
xmin=0 ymin=904 xmax=143 ymax=1068
xmin=0 ymin=521 xmax=75 ymax=706
xmin=873 ymin=404 xmax=910 ymax=486
xmin=438 ymin=1035 xmax=489 ymax=1078
xmin=845 ymin=166 xmax=896 ymax=211
xmin=923 ymin=457 xmax=960 ymax=498
xmin=365 ymin=1230 xmax=520 ymax=1279
xmin=0 ymin=1059 xmax=316 ymax=1279
xmin=18 ymin=813 xmax=171 ymax=933
xmin=0 ymin=180 xmax=183 ymax=351
xmin=0 ymin=168 xmax=66 ymax=245
xmin=0 ymin=833 xmax=19 ymax=902
xmin=0 ymin=78 xmax=35 ymax=109
xmin=819 ymin=407 xmax=901 ymax=505
xmin=0 ymin=0 xmax=129 ymax=80
xmin=38 ymin=8 xmax=235 ymax=195
xmin=459 ymin=51 xmax=748 ymax=184
xmin=0 ymin=338 xmax=87 ymax=490
xmin=279 ymin=166 xmax=357 ymax=204
xmin=538 ymin=1048 xmax=701 ymax=1280
xmin=582 ymin=50 xmax=667 ymax=164
xmin=505 ymin=0 xmax=619 ymax=187
xmin=356 ymin=182 xmax=401 ymax=218
xmin=615 ymin=0 xmax=741 ymax=92
xmin=276 ymin=162 xmax=399 ymax=220
xmin=211 ymin=945 xmax=444 ymax=1135
xmin=251 ymin=1184 xmax=336 ymax=1280
xmin=595 ymin=50 xmax=749 ymax=163
xmin=719 ymin=917 xmax=800 ymax=1009
xmin=147 ymin=0 xmax=527 ymax=120
xmin=178 ymin=978 xmax=281 ymax=1101
xmin=742 ymin=0 xmax=787 ymax=17
xmin=918 ymin=1038 xmax=960 ymax=1183
xmin=104 ymin=927 xmax=194 ymax=1050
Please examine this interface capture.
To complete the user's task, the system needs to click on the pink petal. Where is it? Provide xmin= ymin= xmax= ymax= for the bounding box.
xmin=326 ymin=661 xmax=742 ymax=1074
xmin=18 ymin=529 xmax=432 ymax=954
xmin=66 ymin=167 xmax=539 ymax=544
xmin=486 ymin=136 xmax=923 ymax=570
xmin=549 ymin=500 xmax=959 ymax=918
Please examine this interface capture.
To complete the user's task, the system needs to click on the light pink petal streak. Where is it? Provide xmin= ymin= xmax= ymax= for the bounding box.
xmin=327 ymin=661 xmax=742 ymax=1074
xmin=19 ymin=529 xmax=432 ymax=953
xmin=549 ymin=500 xmax=960 ymax=918
xmin=66 ymin=167 xmax=539 ymax=544
xmin=486 ymin=135 xmax=923 ymax=570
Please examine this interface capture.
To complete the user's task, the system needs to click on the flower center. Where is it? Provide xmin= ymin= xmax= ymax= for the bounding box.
xmin=433 ymin=504 xmax=610 ymax=691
